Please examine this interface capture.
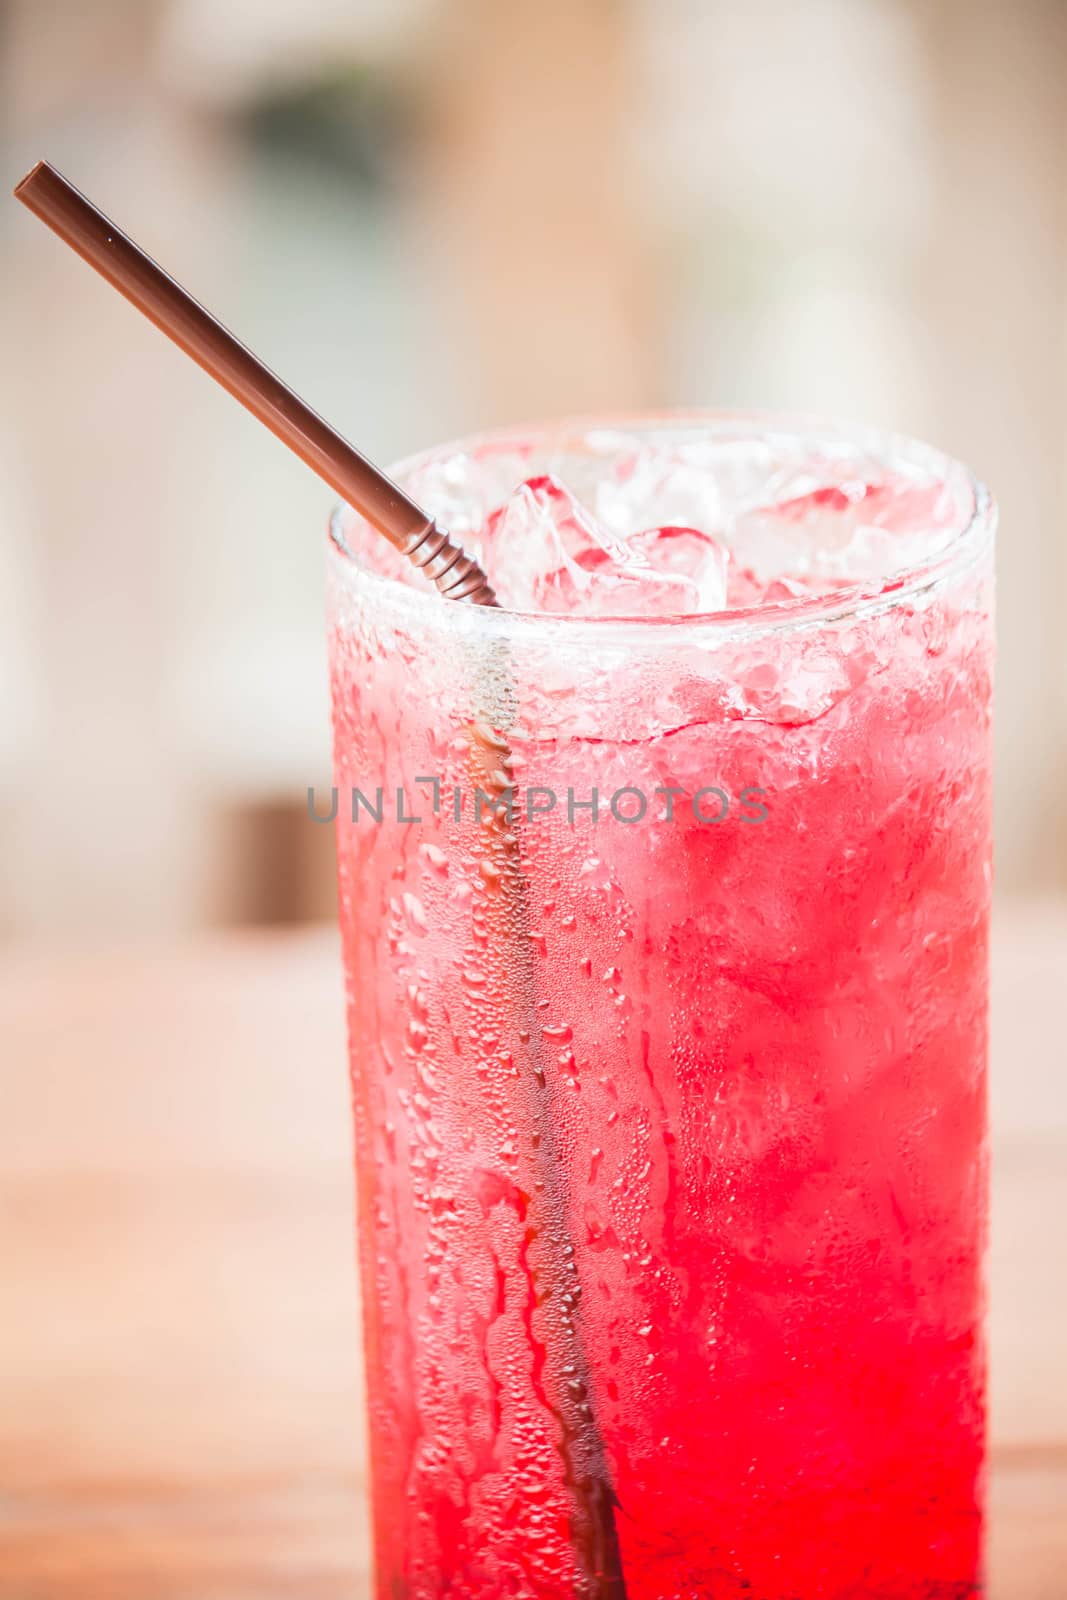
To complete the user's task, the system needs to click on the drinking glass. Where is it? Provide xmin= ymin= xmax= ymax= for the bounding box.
xmin=326 ymin=415 xmax=994 ymax=1600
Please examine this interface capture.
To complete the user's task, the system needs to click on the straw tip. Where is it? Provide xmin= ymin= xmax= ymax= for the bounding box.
xmin=13 ymin=159 xmax=54 ymax=202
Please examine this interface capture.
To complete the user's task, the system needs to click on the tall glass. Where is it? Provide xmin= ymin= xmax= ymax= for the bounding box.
xmin=326 ymin=416 xmax=994 ymax=1600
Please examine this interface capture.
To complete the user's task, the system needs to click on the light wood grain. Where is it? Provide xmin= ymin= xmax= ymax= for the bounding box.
xmin=2 ymin=903 xmax=1064 ymax=1596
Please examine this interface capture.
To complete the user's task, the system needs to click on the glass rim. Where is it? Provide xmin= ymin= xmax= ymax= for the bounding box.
xmin=328 ymin=409 xmax=996 ymax=641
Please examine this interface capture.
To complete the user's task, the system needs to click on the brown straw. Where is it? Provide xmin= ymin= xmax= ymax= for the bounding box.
xmin=13 ymin=160 xmax=494 ymax=606
xmin=14 ymin=157 xmax=627 ymax=1596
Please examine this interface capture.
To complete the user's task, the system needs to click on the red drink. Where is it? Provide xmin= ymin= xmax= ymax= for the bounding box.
xmin=328 ymin=417 xmax=994 ymax=1598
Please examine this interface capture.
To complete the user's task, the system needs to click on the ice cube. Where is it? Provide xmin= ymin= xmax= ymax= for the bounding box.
xmin=629 ymin=524 xmax=729 ymax=612
xmin=485 ymin=475 xmax=710 ymax=617
xmin=725 ymin=566 xmax=839 ymax=609
xmin=404 ymin=449 xmax=533 ymax=542
xmin=593 ymin=449 xmax=724 ymax=540
xmin=730 ymin=473 xmax=958 ymax=589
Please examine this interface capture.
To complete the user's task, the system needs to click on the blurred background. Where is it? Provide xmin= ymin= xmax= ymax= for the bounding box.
xmin=1 ymin=0 xmax=1064 ymax=936
xmin=2 ymin=5 xmax=1066 ymax=1594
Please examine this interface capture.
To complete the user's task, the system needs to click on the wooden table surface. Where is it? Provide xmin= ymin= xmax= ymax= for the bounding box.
xmin=3 ymin=902 xmax=1065 ymax=1598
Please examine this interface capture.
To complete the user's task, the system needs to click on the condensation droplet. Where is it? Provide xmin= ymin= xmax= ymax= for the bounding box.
xmin=420 ymin=843 xmax=449 ymax=875
xmin=403 ymin=893 xmax=428 ymax=934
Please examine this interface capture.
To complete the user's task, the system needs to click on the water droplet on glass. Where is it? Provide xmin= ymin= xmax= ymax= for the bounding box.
xmin=420 ymin=843 xmax=449 ymax=875
xmin=403 ymin=892 xmax=428 ymax=934
xmin=407 ymin=1020 xmax=430 ymax=1053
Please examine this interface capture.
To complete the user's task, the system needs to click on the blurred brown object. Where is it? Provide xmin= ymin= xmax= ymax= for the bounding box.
xmin=1 ymin=902 xmax=1065 ymax=1597
xmin=207 ymin=798 xmax=338 ymax=925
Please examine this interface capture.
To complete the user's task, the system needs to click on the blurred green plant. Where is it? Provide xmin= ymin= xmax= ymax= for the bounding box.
xmin=243 ymin=66 xmax=412 ymax=193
